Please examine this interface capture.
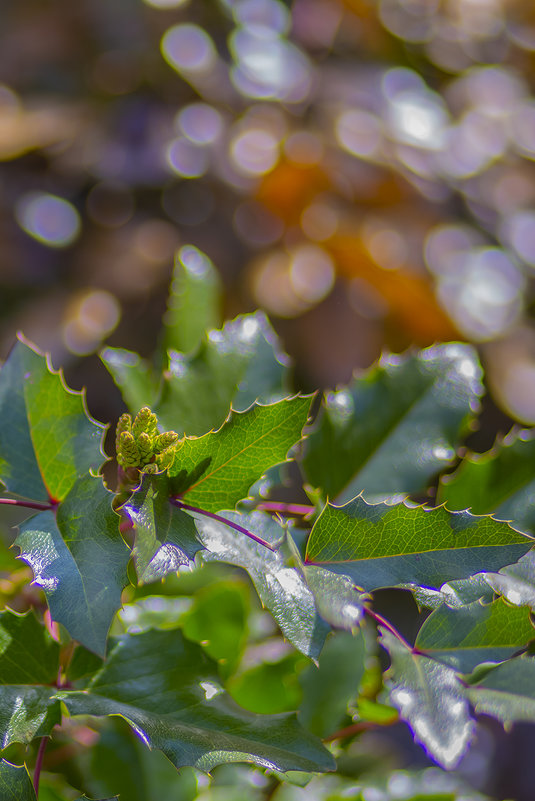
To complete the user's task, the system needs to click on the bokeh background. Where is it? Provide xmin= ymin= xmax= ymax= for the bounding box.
xmin=3 ymin=0 xmax=535 ymax=431
xmin=2 ymin=1 xmax=535 ymax=798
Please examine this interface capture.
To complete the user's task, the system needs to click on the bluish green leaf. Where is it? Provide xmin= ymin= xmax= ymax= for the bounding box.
xmin=303 ymin=343 xmax=483 ymax=503
xmin=439 ymin=428 xmax=535 ymax=535
xmin=299 ymin=630 xmax=366 ymax=738
xmin=157 ymin=312 xmax=291 ymax=436
xmin=0 ymin=760 xmax=36 ymax=801
xmin=100 ymin=348 xmax=159 ymax=413
xmin=409 ymin=575 xmax=495 ymax=611
xmin=163 ymin=244 xmax=222 ymax=355
xmin=468 ymin=656 xmax=535 ymax=724
xmin=0 ymin=687 xmax=61 ymax=746
xmin=0 ymin=336 xmax=106 ymax=503
xmin=415 ymin=598 xmax=534 ymax=672
xmin=305 ymin=497 xmax=532 ymax=591
xmin=195 ymin=511 xmax=329 ymax=660
xmin=169 ymin=397 xmax=312 ymax=513
xmin=56 ymin=628 xmax=335 ymax=774
xmin=124 ymin=474 xmax=203 ymax=584
xmin=484 ymin=550 xmax=535 ymax=610
xmin=16 ymin=475 xmax=130 ymax=656
xmin=380 ymin=628 xmax=474 ymax=769
xmin=0 ymin=609 xmax=59 ymax=685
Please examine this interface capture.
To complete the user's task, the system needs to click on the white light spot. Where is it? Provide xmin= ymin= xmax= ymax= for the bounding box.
xmin=161 ymin=24 xmax=216 ymax=74
xmin=200 ymin=680 xmax=222 ymax=700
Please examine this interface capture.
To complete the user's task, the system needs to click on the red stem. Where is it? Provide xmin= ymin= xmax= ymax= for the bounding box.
xmin=365 ymin=607 xmax=414 ymax=651
xmin=0 ymin=498 xmax=52 ymax=512
xmin=256 ymin=501 xmax=314 ymax=516
xmin=170 ymin=499 xmax=277 ymax=552
xmin=33 ymin=736 xmax=49 ymax=797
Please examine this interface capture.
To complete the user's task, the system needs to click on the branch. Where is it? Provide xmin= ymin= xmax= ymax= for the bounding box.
xmin=0 ymin=498 xmax=52 ymax=512
xmin=170 ymin=499 xmax=277 ymax=552
xmin=33 ymin=736 xmax=49 ymax=797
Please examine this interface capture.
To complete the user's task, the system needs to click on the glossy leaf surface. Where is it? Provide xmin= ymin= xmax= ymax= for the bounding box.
xmin=157 ymin=311 xmax=291 ymax=436
xmin=56 ymin=628 xmax=335 ymax=773
xmin=0 ymin=337 xmax=106 ymax=502
xmin=16 ymin=476 xmax=130 ymax=655
xmin=485 ymin=550 xmax=535 ymax=610
xmin=169 ymin=397 xmax=311 ymax=512
xmin=305 ymin=497 xmax=532 ymax=591
xmin=303 ymin=343 xmax=483 ymax=502
xmin=415 ymin=598 xmax=534 ymax=672
xmin=163 ymin=245 xmax=221 ymax=355
xmin=0 ymin=760 xmax=36 ymax=801
xmin=195 ymin=511 xmax=329 ymax=660
xmin=468 ymin=657 xmax=535 ymax=724
xmin=439 ymin=429 xmax=535 ymax=536
xmin=380 ymin=628 xmax=474 ymax=769
xmin=124 ymin=474 xmax=203 ymax=584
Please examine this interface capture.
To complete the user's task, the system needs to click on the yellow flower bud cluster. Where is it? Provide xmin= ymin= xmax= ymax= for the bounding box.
xmin=115 ymin=407 xmax=180 ymax=473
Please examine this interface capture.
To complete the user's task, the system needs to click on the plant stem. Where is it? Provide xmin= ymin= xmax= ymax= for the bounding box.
xmin=365 ymin=607 xmax=413 ymax=651
xmin=324 ymin=717 xmax=397 ymax=742
xmin=0 ymin=498 xmax=52 ymax=512
xmin=171 ymin=499 xmax=276 ymax=552
xmin=33 ymin=736 xmax=49 ymax=797
xmin=255 ymin=501 xmax=314 ymax=516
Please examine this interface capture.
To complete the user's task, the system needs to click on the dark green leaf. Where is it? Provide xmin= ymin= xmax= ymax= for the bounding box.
xmin=302 ymin=343 xmax=483 ymax=502
xmin=0 ymin=760 xmax=36 ymax=801
xmin=439 ymin=428 xmax=535 ymax=535
xmin=0 ymin=686 xmax=61 ymax=746
xmin=56 ymin=628 xmax=335 ymax=773
xmin=299 ymin=630 xmax=366 ymax=737
xmin=169 ymin=397 xmax=312 ymax=512
xmin=380 ymin=628 xmax=474 ymax=769
xmin=484 ymin=550 xmax=535 ymax=610
xmin=100 ymin=348 xmax=159 ymax=413
xmin=124 ymin=474 xmax=203 ymax=584
xmin=157 ymin=312 xmax=291 ymax=436
xmin=0 ymin=609 xmax=59 ymax=684
xmin=0 ymin=337 xmax=106 ymax=503
xmin=305 ymin=497 xmax=532 ymax=591
xmin=163 ymin=245 xmax=222 ymax=355
xmin=415 ymin=598 xmax=534 ymax=672
xmin=196 ymin=510 xmax=329 ymax=660
xmin=468 ymin=656 xmax=535 ymax=724
xmin=16 ymin=475 xmax=130 ymax=656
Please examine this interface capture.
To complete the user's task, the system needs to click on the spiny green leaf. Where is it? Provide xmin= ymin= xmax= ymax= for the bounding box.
xmin=439 ymin=428 xmax=535 ymax=535
xmin=0 ymin=336 xmax=106 ymax=503
xmin=195 ymin=510 xmax=329 ymax=660
xmin=409 ymin=575 xmax=495 ymax=611
xmin=169 ymin=396 xmax=312 ymax=513
xmin=0 ymin=609 xmax=59 ymax=685
xmin=0 ymin=686 xmax=61 ymax=747
xmin=302 ymin=343 xmax=483 ymax=503
xmin=15 ymin=475 xmax=130 ymax=656
xmin=100 ymin=348 xmax=159 ymax=413
xmin=0 ymin=760 xmax=36 ymax=801
xmin=305 ymin=497 xmax=532 ymax=591
xmin=55 ymin=628 xmax=335 ymax=774
xmin=157 ymin=311 xmax=291 ymax=437
xmin=467 ymin=656 xmax=535 ymax=725
xmin=124 ymin=474 xmax=203 ymax=584
xmin=163 ymin=244 xmax=222 ymax=355
xmin=484 ymin=550 xmax=535 ymax=610
xmin=415 ymin=598 xmax=534 ymax=672
xmin=380 ymin=628 xmax=474 ymax=769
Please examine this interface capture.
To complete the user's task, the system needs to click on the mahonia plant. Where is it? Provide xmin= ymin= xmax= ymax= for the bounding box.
xmin=0 ymin=250 xmax=534 ymax=801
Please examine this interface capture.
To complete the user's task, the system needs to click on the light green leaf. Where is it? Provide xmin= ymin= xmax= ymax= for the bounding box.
xmin=439 ymin=428 xmax=535 ymax=535
xmin=0 ymin=760 xmax=36 ymax=801
xmin=299 ymin=630 xmax=366 ymax=738
xmin=169 ymin=397 xmax=312 ymax=512
xmin=229 ymin=652 xmax=306 ymax=715
xmin=303 ymin=343 xmax=483 ymax=502
xmin=195 ymin=511 xmax=330 ymax=660
xmin=124 ymin=474 xmax=203 ymax=584
xmin=0 ymin=336 xmax=106 ymax=503
xmin=56 ymin=628 xmax=335 ymax=774
xmin=16 ymin=475 xmax=130 ymax=656
xmin=163 ymin=245 xmax=222 ymax=355
xmin=380 ymin=628 xmax=474 ymax=769
xmin=157 ymin=312 xmax=291 ymax=436
xmin=305 ymin=497 xmax=532 ymax=591
xmin=100 ymin=348 xmax=159 ymax=413
xmin=468 ymin=656 xmax=535 ymax=724
xmin=415 ymin=598 xmax=534 ymax=672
